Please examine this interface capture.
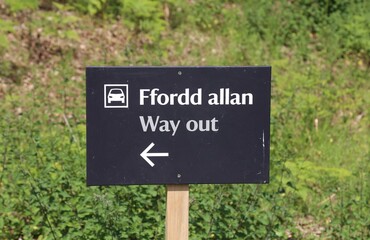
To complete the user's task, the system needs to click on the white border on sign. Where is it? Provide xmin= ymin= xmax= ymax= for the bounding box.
xmin=104 ymin=84 xmax=129 ymax=108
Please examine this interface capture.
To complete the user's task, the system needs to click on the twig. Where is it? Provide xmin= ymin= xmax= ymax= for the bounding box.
xmin=62 ymin=113 xmax=80 ymax=148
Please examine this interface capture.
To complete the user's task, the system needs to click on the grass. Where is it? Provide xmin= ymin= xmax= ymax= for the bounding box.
xmin=0 ymin=0 xmax=369 ymax=239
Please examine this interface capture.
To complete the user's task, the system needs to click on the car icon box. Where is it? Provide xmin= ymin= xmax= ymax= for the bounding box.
xmin=104 ymin=84 xmax=128 ymax=108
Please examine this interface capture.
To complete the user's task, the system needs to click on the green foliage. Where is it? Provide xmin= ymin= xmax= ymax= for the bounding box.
xmin=0 ymin=19 xmax=14 ymax=49
xmin=0 ymin=0 xmax=369 ymax=239
xmin=188 ymin=0 xmax=224 ymax=31
xmin=68 ymin=0 xmax=108 ymax=16
xmin=29 ymin=12 xmax=80 ymax=40
xmin=4 ymin=0 xmax=39 ymax=12
xmin=285 ymin=161 xmax=351 ymax=199
xmin=120 ymin=0 xmax=166 ymax=39
xmin=341 ymin=9 xmax=370 ymax=58
xmin=62 ymin=0 xmax=166 ymax=40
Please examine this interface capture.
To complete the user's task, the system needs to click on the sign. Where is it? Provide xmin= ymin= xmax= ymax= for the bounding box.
xmin=86 ymin=67 xmax=271 ymax=185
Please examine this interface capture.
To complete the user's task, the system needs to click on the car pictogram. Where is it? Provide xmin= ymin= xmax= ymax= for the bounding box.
xmin=107 ymin=88 xmax=125 ymax=104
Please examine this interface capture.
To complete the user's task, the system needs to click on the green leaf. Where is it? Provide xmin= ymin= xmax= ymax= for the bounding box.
xmin=64 ymin=30 xmax=79 ymax=40
xmin=0 ymin=34 xmax=9 ymax=49
xmin=4 ymin=0 xmax=39 ymax=12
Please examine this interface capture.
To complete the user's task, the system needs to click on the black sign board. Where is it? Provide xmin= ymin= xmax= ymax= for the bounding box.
xmin=86 ymin=67 xmax=271 ymax=185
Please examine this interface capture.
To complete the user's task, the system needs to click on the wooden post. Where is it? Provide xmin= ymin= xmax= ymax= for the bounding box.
xmin=165 ymin=185 xmax=189 ymax=240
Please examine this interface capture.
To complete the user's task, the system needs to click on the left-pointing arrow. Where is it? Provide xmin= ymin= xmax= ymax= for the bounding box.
xmin=140 ymin=142 xmax=169 ymax=167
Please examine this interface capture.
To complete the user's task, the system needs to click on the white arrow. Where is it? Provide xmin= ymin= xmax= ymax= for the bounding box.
xmin=140 ymin=142 xmax=169 ymax=167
